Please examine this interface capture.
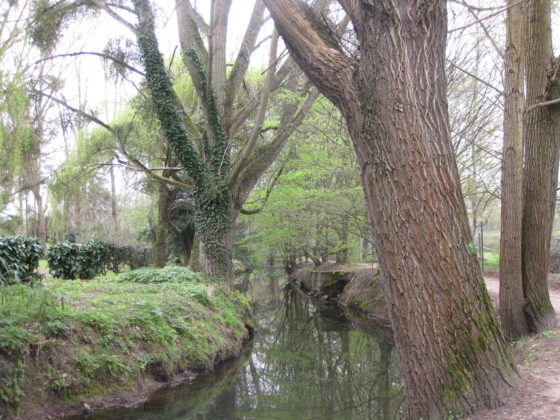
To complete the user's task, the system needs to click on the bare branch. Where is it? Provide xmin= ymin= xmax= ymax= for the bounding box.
xmin=31 ymin=51 xmax=145 ymax=76
xmin=94 ymin=1 xmax=139 ymax=34
xmin=225 ymin=0 xmax=267 ymax=120
xmin=525 ymin=98 xmax=560 ymax=113
xmin=230 ymin=30 xmax=279 ymax=183
xmin=448 ymin=0 xmax=528 ymax=33
xmin=446 ymin=59 xmax=503 ymax=96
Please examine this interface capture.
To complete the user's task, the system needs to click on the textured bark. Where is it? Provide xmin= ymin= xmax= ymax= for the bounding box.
xmin=154 ymin=184 xmax=173 ymax=268
xmin=499 ymin=0 xmax=529 ymax=340
xmin=263 ymin=0 xmax=518 ymax=418
xmin=521 ymin=0 xmax=558 ymax=332
xmin=208 ymin=0 xmax=232 ymax=114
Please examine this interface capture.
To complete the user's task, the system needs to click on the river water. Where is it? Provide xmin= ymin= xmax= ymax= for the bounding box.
xmin=77 ymin=274 xmax=404 ymax=419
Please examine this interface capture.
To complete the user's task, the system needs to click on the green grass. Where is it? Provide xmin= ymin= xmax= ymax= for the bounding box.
xmin=0 ymin=267 xmax=251 ymax=415
xmin=480 ymin=251 xmax=499 ymax=269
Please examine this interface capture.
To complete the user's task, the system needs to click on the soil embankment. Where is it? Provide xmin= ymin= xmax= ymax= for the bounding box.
xmin=0 ymin=267 xmax=253 ymax=420
xmin=289 ymin=262 xmax=389 ymax=324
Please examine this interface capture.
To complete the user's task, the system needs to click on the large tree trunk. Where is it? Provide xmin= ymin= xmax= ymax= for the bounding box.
xmin=499 ymin=0 xmax=529 ymax=340
xmin=263 ymin=1 xmax=518 ymax=418
xmin=521 ymin=0 xmax=559 ymax=332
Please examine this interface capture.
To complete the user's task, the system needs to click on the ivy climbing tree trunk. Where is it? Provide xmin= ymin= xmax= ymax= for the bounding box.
xmin=134 ymin=0 xmax=232 ymax=280
xmin=129 ymin=0 xmax=317 ymax=281
xmin=262 ymin=0 xmax=518 ymax=418
xmin=520 ymin=0 xmax=560 ymax=332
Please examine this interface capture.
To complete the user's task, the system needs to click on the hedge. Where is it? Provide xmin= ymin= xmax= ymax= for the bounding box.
xmin=0 ymin=237 xmax=44 ymax=285
xmin=47 ymin=240 xmax=145 ymax=280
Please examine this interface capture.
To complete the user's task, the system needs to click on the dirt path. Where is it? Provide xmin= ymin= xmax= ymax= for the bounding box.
xmin=467 ymin=276 xmax=560 ymax=420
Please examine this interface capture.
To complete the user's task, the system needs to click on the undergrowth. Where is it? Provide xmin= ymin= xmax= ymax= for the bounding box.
xmin=0 ymin=267 xmax=251 ymax=416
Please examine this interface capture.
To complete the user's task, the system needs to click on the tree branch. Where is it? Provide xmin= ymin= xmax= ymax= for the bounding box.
xmin=446 ymin=59 xmax=503 ymax=96
xmin=525 ymin=98 xmax=560 ymax=113
xmin=240 ymin=163 xmax=284 ymax=215
xmin=224 ymin=0 xmax=267 ymax=121
xmin=230 ymin=30 xmax=279 ymax=183
xmin=208 ymin=0 xmax=232 ymax=114
xmin=31 ymin=51 xmax=145 ymax=76
xmin=95 ymin=1 xmax=139 ymax=34
xmin=262 ymin=0 xmax=358 ymax=113
xmin=38 ymin=91 xmax=192 ymax=190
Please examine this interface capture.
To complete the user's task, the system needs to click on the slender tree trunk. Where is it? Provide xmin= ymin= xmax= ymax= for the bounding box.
xmin=189 ymin=235 xmax=201 ymax=272
xmin=154 ymin=184 xmax=173 ymax=268
xmin=109 ymin=163 xmax=120 ymax=231
xmin=181 ymin=225 xmax=195 ymax=265
xmin=521 ymin=0 xmax=558 ymax=332
xmin=471 ymin=142 xmax=478 ymax=236
xmin=264 ymin=1 xmax=518 ymax=418
xmin=335 ymin=223 xmax=349 ymax=265
xmin=499 ymin=0 xmax=529 ymax=340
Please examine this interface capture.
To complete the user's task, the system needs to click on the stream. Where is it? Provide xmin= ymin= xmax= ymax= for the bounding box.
xmin=72 ymin=274 xmax=404 ymax=419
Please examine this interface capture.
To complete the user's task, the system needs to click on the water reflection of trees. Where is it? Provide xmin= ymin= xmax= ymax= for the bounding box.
xmin=234 ymin=284 xmax=404 ymax=419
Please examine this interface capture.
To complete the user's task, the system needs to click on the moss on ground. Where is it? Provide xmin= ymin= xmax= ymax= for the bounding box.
xmin=0 ymin=266 xmax=252 ymax=417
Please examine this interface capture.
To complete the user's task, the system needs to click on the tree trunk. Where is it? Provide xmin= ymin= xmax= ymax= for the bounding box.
xmin=263 ymin=1 xmax=518 ymax=418
xmin=521 ymin=0 xmax=558 ymax=332
xmin=154 ymin=184 xmax=173 ymax=268
xmin=499 ymin=0 xmax=529 ymax=340
xmin=109 ymin=163 xmax=120 ymax=231
xmin=188 ymin=235 xmax=201 ymax=272
xmin=335 ymin=223 xmax=349 ymax=265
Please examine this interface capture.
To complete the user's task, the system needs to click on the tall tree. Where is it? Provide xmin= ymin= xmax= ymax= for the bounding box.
xmin=31 ymin=0 xmax=318 ymax=279
xmin=499 ymin=0 xmax=529 ymax=340
xmin=520 ymin=0 xmax=560 ymax=332
xmin=262 ymin=1 xmax=518 ymax=418
xmin=500 ymin=0 xmax=559 ymax=336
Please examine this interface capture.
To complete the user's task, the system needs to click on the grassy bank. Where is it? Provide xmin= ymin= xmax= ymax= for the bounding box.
xmin=0 ymin=267 xmax=252 ymax=419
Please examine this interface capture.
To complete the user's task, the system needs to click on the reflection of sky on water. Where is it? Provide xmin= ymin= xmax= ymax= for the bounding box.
xmin=70 ymin=274 xmax=404 ymax=420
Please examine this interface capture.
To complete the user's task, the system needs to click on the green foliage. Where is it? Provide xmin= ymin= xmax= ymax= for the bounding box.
xmin=0 ymin=358 xmax=25 ymax=409
xmin=0 ymin=236 xmax=44 ymax=285
xmin=0 ymin=269 xmax=250 ymax=414
xmin=240 ymin=98 xmax=369 ymax=264
xmin=29 ymin=0 xmax=96 ymax=54
xmin=47 ymin=240 xmax=137 ymax=280
xmin=0 ymin=76 xmax=32 ymax=213
xmin=47 ymin=242 xmax=81 ymax=280
xmin=113 ymin=266 xmax=205 ymax=284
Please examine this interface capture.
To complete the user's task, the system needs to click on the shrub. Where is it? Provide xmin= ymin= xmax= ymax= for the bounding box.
xmin=0 ymin=236 xmax=44 ymax=285
xmin=76 ymin=240 xmax=112 ymax=279
xmin=47 ymin=243 xmax=81 ymax=280
xmin=47 ymin=240 xmax=148 ymax=280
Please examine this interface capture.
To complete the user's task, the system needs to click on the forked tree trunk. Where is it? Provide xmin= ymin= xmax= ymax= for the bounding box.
xmin=499 ymin=0 xmax=529 ymax=340
xmin=521 ymin=0 xmax=559 ymax=332
xmin=263 ymin=1 xmax=518 ymax=418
